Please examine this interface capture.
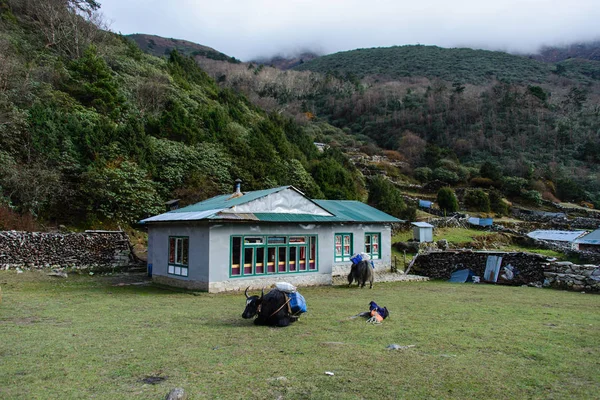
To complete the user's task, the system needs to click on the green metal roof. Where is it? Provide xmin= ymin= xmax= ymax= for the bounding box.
xmin=314 ymin=200 xmax=402 ymax=223
xmin=141 ymin=186 xmax=402 ymax=224
xmin=169 ymin=186 xmax=289 ymax=213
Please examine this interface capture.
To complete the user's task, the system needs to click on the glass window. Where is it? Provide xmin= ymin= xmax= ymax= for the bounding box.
xmin=244 ymin=247 xmax=254 ymax=275
xmin=278 ymin=247 xmax=287 ymax=272
xmin=365 ymin=233 xmax=381 ymax=260
xmin=268 ymin=236 xmax=286 ymax=245
xmin=334 ymin=233 xmax=352 ymax=262
xmin=230 ymin=235 xmax=318 ymax=277
xmin=244 ymin=237 xmax=264 ymax=245
xmin=289 ymin=247 xmax=297 ymax=272
xmin=168 ymin=237 xmax=189 ymax=277
xmin=231 ymin=236 xmax=241 ymax=276
xmin=255 ymin=247 xmax=265 ymax=274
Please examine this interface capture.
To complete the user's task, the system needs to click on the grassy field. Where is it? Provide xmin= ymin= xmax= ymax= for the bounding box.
xmin=1 ymin=271 xmax=599 ymax=399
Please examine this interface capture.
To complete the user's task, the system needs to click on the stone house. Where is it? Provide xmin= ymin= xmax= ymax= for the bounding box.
xmin=573 ymin=228 xmax=600 ymax=252
xmin=140 ymin=185 xmax=401 ymax=292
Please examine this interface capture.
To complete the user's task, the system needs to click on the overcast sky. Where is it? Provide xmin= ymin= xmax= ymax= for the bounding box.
xmin=98 ymin=0 xmax=600 ymax=61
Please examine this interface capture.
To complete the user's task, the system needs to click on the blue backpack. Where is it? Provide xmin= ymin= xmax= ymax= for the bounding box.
xmin=369 ymin=301 xmax=389 ymax=320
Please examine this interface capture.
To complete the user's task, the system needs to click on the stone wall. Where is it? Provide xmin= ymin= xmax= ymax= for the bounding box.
xmin=412 ymin=250 xmax=600 ymax=292
xmin=543 ymin=262 xmax=600 ymax=292
xmin=412 ymin=250 xmax=547 ymax=285
xmin=0 ymin=230 xmax=133 ymax=271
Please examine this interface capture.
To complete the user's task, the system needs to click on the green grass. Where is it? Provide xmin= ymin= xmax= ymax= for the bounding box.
xmin=1 ymin=271 xmax=599 ymax=399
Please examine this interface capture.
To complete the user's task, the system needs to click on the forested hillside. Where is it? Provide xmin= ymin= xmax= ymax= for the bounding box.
xmin=195 ymin=43 xmax=600 ymax=208
xmin=127 ymin=34 xmax=240 ymax=64
xmin=0 ymin=0 xmax=371 ymax=230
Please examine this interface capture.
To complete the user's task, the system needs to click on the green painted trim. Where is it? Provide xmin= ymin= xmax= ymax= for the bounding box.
xmin=228 ymin=234 xmax=319 ymax=278
xmin=334 ymin=232 xmax=353 ymax=262
xmin=364 ymin=232 xmax=382 ymax=260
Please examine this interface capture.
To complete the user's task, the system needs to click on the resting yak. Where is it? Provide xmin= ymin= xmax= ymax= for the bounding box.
xmin=348 ymin=260 xmax=374 ymax=288
xmin=242 ymin=287 xmax=297 ymax=327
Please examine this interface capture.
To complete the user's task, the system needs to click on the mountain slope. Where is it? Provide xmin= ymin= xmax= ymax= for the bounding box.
xmin=532 ymin=41 xmax=600 ymax=63
xmin=252 ymin=52 xmax=320 ymax=70
xmin=127 ymin=33 xmax=240 ymax=63
xmin=0 ymin=2 xmax=369 ymax=228
xmin=294 ymin=45 xmax=558 ymax=84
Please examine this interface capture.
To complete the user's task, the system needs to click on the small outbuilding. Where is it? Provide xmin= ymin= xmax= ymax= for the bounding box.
xmin=411 ymin=222 xmax=434 ymax=243
xmin=573 ymin=228 xmax=600 ymax=252
xmin=140 ymin=185 xmax=402 ymax=292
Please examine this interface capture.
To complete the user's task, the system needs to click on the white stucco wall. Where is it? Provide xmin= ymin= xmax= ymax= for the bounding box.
xmin=147 ymin=221 xmax=393 ymax=292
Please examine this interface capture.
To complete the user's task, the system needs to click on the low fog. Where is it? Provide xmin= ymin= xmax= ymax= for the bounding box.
xmin=100 ymin=0 xmax=600 ymax=60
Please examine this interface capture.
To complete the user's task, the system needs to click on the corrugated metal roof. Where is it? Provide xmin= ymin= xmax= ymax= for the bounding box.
xmin=574 ymin=228 xmax=600 ymax=245
xmin=527 ymin=230 xmax=587 ymax=242
xmin=169 ymin=186 xmax=289 ymax=213
xmin=314 ymin=200 xmax=402 ymax=223
xmin=140 ymin=209 xmax=223 ymax=223
xmin=411 ymin=222 xmax=434 ymax=228
xmin=140 ymin=188 xmax=402 ymax=224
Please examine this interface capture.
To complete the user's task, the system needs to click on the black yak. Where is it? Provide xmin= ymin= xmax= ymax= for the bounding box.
xmin=348 ymin=260 xmax=374 ymax=288
xmin=242 ymin=287 xmax=297 ymax=327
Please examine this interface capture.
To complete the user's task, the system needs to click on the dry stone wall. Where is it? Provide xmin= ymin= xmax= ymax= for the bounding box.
xmin=0 ymin=231 xmax=133 ymax=271
xmin=543 ymin=262 xmax=600 ymax=292
xmin=412 ymin=250 xmax=599 ymax=292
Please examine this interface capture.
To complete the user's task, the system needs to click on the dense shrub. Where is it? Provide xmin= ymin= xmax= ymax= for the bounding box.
xmin=413 ymin=167 xmax=432 ymax=182
xmin=432 ymin=167 xmax=460 ymax=184
xmin=522 ymin=190 xmax=542 ymax=206
xmin=489 ymin=190 xmax=509 ymax=215
xmin=367 ymin=176 xmax=406 ymax=218
xmin=470 ymin=177 xmax=495 ymax=188
xmin=502 ymin=176 xmax=528 ymax=196
xmin=464 ymin=189 xmax=491 ymax=212
xmin=437 ymin=187 xmax=459 ymax=213
xmin=479 ymin=161 xmax=503 ymax=182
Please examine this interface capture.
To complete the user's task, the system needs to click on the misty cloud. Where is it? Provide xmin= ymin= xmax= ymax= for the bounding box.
xmin=100 ymin=0 xmax=600 ymax=60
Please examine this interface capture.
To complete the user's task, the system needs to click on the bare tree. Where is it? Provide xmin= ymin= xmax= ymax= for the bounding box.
xmin=9 ymin=0 xmax=106 ymax=59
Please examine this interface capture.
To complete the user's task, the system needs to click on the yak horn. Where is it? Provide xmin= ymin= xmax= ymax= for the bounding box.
xmin=260 ymin=288 xmax=264 ymax=298
xmin=245 ymin=287 xmax=250 ymax=299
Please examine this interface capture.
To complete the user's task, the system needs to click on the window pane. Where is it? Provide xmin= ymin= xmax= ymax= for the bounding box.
xmin=278 ymin=247 xmax=287 ymax=272
xmin=289 ymin=236 xmax=306 ymax=244
xmin=232 ymin=236 xmax=241 ymax=265
xmin=267 ymin=247 xmax=276 ymax=273
xmin=299 ymin=246 xmax=307 ymax=271
xmin=175 ymin=238 xmax=183 ymax=264
xmin=169 ymin=238 xmax=175 ymax=263
xmin=289 ymin=247 xmax=297 ymax=272
xmin=268 ymin=237 xmax=286 ymax=244
xmin=168 ymin=265 xmax=175 ymax=274
xmin=181 ymin=267 xmax=188 ymax=277
xmin=310 ymin=237 xmax=316 ymax=270
xmin=174 ymin=266 xmax=181 ymax=275
xmin=182 ymin=238 xmax=189 ymax=266
xmin=365 ymin=235 xmax=371 ymax=244
xmin=255 ymin=247 xmax=265 ymax=274
xmin=244 ymin=237 xmax=263 ymax=244
xmin=244 ymin=247 xmax=254 ymax=275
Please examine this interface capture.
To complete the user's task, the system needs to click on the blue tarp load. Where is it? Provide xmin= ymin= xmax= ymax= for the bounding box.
xmin=419 ymin=200 xmax=433 ymax=208
xmin=288 ymin=292 xmax=307 ymax=315
xmin=449 ymin=269 xmax=475 ymax=283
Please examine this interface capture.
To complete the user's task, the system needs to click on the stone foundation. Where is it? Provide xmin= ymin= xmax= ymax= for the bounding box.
xmin=332 ymin=262 xmax=389 ymax=277
xmin=208 ymin=273 xmax=332 ymax=293
xmin=152 ymin=275 xmax=209 ymax=291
